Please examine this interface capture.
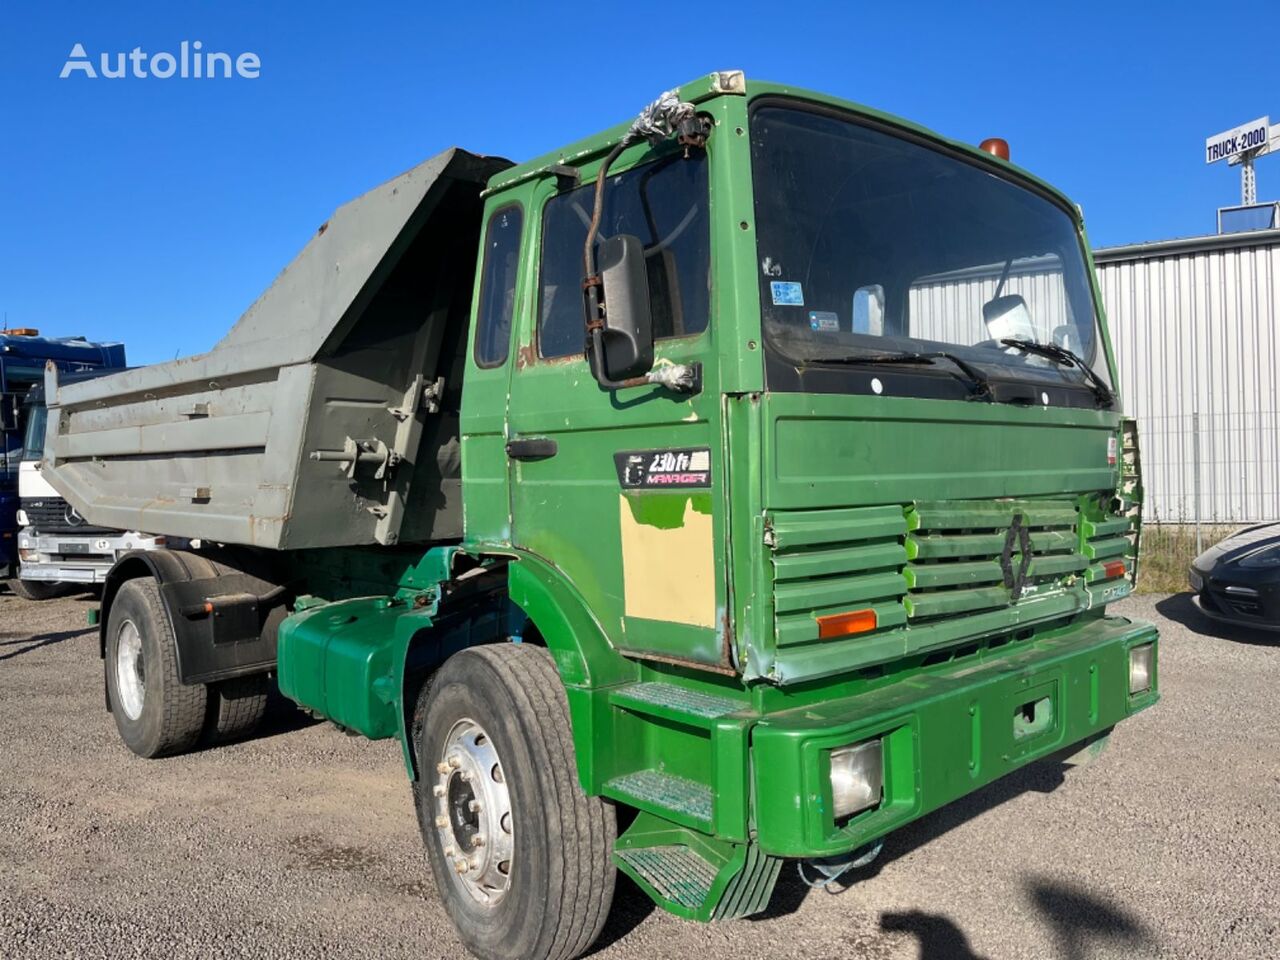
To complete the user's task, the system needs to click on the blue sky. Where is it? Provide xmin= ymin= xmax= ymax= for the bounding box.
xmin=2 ymin=0 xmax=1277 ymax=365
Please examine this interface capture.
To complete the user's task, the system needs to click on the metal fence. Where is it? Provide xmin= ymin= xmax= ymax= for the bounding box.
xmin=1095 ymin=229 xmax=1280 ymax=525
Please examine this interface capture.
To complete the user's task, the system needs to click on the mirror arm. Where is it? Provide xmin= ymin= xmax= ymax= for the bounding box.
xmin=587 ymin=328 xmax=702 ymax=394
xmin=580 ymin=88 xmax=709 ymax=395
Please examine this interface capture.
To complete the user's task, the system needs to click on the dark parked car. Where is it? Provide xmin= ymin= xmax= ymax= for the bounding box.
xmin=1188 ymin=524 xmax=1280 ymax=630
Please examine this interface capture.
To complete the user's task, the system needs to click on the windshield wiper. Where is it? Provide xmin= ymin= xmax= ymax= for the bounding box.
xmin=818 ymin=351 xmax=993 ymax=401
xmin=999 ymin=338 xmax=1114 ymax=406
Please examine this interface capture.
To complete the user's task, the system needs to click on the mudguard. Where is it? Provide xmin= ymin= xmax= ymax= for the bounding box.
xmin=99 ymin=549 xmax=289 ymax=686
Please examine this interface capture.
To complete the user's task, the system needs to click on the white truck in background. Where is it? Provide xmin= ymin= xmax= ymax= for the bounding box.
xmin=13 ymin=376 xmax=168 ymax=600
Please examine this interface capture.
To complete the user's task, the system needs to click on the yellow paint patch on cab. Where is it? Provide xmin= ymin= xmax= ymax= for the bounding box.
xmin=618 ymin=495 xmax=715 ymax=628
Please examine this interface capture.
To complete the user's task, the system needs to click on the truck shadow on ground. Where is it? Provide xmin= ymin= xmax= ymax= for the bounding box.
xmin=247 ymin=693 xmax=324 ymax=743
xmin=591 ymin=757 xmax=1140 ymax=956
xmin=875 ymin=878 xmax=1153 ymax=960
xmin=0 ymin=626 xmax=93 ymax=661
xmin=752 ymin=761 xmax=1154 ymax=958
xmin=758 ymin=756 xmax=1073 ymax=922
xmin=1154 ymin=591 xmax=1280 ymax=647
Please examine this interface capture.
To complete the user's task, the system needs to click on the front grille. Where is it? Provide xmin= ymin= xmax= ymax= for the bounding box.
xmin=1227 ymin=597 xmax=1263 ymax=617
xmin=903 ymin=499 xmax=1085 ymax=619
xmin=767 ymin=497 xmax=1134 ymax=649
xmin=19 ymin=497 xmax=114 ymax=534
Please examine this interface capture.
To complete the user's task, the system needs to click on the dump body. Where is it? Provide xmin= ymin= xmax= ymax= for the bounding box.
xmin=43 ymin=149 xmax=510 ymax=550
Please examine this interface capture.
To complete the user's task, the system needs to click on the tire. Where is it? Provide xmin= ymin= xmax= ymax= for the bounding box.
xmin=104 ymin=578 xmax=207 ymax=758
xmin=8 ymin=578 xmax=64 ymax=601
xmin=204 ymin=674 xmax=271 ymax=745
xmin=412 ymin=644 xmax=616 ymax=960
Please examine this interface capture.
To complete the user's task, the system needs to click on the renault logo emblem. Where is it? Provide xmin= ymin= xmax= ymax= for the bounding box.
xmin=1000 ymin=513 xmax=1033 ymax=601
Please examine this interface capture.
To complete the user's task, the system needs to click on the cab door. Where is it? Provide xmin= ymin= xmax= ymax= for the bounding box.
xmin=460 ymin=202 xmax=525 ymax=547
xmin=505 ymin=146 xmax=729 ymax=668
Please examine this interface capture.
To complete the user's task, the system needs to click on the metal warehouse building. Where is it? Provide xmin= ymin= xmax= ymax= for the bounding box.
xmin=1094 ymin=229 xmax=1280 ymax=524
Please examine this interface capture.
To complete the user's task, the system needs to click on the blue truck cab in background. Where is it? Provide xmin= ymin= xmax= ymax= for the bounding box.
xmin=0 ymin=331 xmax=126 ymax=579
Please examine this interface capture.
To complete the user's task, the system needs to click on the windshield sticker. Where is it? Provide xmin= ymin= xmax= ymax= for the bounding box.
xmin=770 ymin=281 xmax=804 ymax=306
xmin=616 ymin=448 xmax=711 ymax=489
xmin=809 ymin=310 xmax=840 ymax=332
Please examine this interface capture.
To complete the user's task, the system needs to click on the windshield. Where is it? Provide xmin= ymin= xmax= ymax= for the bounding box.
xmin=750 ymin=102 xmax=1111 ymax=391
xmin=23 ymin=398 xmax=46 ymax=460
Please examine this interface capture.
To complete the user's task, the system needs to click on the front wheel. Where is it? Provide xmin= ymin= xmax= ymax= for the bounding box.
xmin=8 ymin=578 xmax=64 ymax=601
xmin=412 ymin=644 xmax=616 ymax=960
xmin=105 ymin=578 xmax=207 ymax=758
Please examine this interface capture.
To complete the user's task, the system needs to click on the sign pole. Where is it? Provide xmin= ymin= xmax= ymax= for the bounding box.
xmin=1241 ymin=152 xmax=1257 ymax=205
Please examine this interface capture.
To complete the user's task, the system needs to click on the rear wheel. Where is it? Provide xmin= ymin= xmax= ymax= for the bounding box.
xmin=412 ymin=644 xmax=616 ymax=960
xmin=105 ymin=578 xmax=207 ymax=758
xmin=204 ymin=674 xmax=271 ymax=745
xmin=8 ymin=578 xmax=64 ymax=601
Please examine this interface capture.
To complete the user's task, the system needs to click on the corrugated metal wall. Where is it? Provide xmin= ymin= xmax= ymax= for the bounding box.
xmin=1094 ymin=229 xmax=1280 ymax=523
xmin=909 ymin=258 xmax=1070 ymax=346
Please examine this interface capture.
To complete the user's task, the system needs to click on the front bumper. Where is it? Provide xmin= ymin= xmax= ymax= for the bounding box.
xmin=1190 ymin=568 xmax=1280 ymax=631
xmin=20 ymin=563 xmax=110 ymax=584
xmin=17 ymin=529 xmax=162 ymax=583
xmin=751 ymin=614 xmax=1158 ymax=857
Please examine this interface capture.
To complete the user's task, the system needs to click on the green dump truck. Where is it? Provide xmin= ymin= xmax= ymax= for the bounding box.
xmin=42 ymin=71 xmax=1158 ymax=960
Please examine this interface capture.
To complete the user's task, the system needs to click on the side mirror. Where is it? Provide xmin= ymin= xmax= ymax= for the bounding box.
xmin=590 ymin=234 xmax=654 ymax=383
xmin=1052 ymin=324 xmax=1081 ymax=352
xmin=982 ymin=293 xmax=1036 ymax=342
xmin=0 ymin=396 xmax=18 ymax=432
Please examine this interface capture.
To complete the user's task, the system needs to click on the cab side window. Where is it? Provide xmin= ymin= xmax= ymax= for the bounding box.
xmin=537 ymin=153 xmax=710 ymax=359
xmin=473 ymin=205 xmax=523 ymax=368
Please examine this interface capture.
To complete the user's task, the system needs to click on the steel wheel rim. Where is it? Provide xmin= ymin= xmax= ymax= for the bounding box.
xmin=433 ymin=718 xmax=514 ymax=904
xmin=115 ymin=619 xmax=145 ymax=721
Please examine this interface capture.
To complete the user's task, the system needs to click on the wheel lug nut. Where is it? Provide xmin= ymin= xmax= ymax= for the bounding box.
xmin=436 ymin=762 xmax=451 ymax=775
xmin=435 ymin=815 xmax=449 ymax=828
xmin=432 ymin=785 xmax=445 ymax=797
xmin=444 ymin=846 xmax=455 ymax=857
xmin=454 ymin=858 xmax=469 ymax=874
xmin=448 ymin=756 xmax=461 ymax=769
xmin=467 ymin=858 xmax=479 ymax=871
xmin=468 ymin=801 xmax=482 ymax=813
xmin=473 ymin=834 xmax=485 ymax=847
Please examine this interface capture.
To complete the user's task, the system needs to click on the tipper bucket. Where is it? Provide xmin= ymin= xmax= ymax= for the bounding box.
xmin=43 ymin=148 xmax=511 ymax=550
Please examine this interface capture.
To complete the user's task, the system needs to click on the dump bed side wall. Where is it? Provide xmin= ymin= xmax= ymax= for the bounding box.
xmin=43 ymin=149 xmax=509 ymax=549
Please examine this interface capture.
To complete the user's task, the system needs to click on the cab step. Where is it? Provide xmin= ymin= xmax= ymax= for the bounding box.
xmin=615 ymin=845 xmax=717 ymax=911
xmin=602 ymin=680 xmax=752 ymax=837
xmin=613 ymin=812 xmax=782 ymax=921
xmin=609 ymin=681 xmax=743 ymax=728
xmin=605 ymin=770 xmax=713 ymax=827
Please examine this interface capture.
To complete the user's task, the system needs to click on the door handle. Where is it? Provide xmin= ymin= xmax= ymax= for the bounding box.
xmin=505 ymin=438 xmax=558 ymax=462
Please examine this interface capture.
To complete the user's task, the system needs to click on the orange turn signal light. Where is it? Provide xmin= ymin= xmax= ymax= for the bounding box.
xmin=816 ymin=608 xmax=878 ymax=640
xmin=1102 ymin=560 xmax=1127 ymax=580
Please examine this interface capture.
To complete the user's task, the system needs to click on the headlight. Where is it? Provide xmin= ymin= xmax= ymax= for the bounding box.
xmin=830 ymin=739 xmax=883 ymax=819
xmin=1128 ymin=643 xmax=1154 ymax=694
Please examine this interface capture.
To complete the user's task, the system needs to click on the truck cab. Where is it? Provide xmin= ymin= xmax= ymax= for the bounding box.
xmin=0 ymin=330 xmax=125 ymax=582
xmin=15 ymin=377 xmax=168 ymax=599
xmin=453 ymin=70 xmax=1154 ymax=869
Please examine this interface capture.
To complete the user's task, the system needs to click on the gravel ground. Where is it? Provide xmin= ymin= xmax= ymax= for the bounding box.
xmin=1 ymin=589 xmax=1277 ymax=960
